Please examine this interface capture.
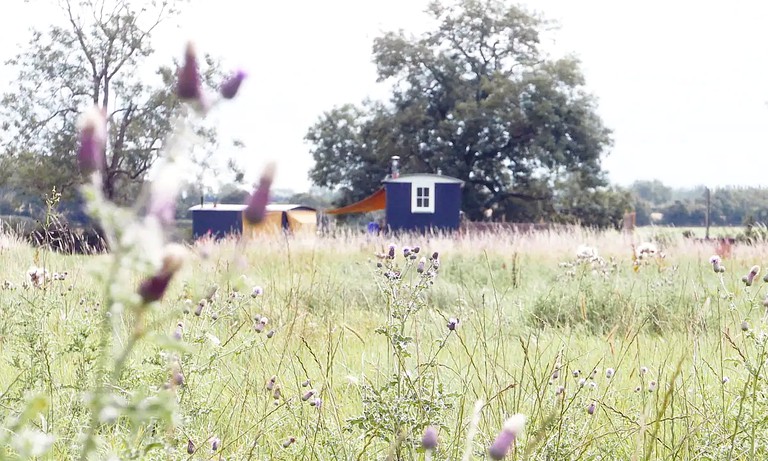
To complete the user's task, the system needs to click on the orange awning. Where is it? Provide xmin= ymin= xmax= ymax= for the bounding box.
xmin=325 ymin=187 xmax=386 ymax=215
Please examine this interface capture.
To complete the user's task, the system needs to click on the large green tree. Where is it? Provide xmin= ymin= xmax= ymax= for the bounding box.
xmin=306 ymin=0 xmax=617 ymax=225
xmin=0 ymin=0 xmax=234 ymax=212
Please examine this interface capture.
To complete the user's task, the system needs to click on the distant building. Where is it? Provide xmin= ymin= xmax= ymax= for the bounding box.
xmin=188 ymin=203 xmax=317 ymax=239
xmin=325 ymin=173 xmax=464 ymax=233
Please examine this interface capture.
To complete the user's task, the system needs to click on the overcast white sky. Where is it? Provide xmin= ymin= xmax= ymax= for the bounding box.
xmin=2 ymin=0 xmax=768 ymax=193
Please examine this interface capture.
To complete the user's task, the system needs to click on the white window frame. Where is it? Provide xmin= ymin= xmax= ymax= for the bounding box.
xmin=411 ymin=181 xmax=435 ymax=213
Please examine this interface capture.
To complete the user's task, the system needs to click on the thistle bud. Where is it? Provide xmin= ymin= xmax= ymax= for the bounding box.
xmin=709 ymin=255 xmax=725 ymax=273
xmin=244 ymin=162 xmax=276 ymax=224
xmin=77 ymin=105 xmax=107 ymax=176
xmin=605 ymin=368 xmax=614 ymax=379
xmin=211 ymin=437 xmax=220 ymax=452
xmin=387 ymin=244 xmax=396 ymax=259
xmin=177 ymin=42 xmax=202 ymax=102
xmin=282 ymin=437 xmax=296 ymax=448
xmin=743 ymin=265 xmax=761 ymax=286
xmin=301 ymin=379 xmax=311 ymax=387
xmin=309 ymin=397 xmax=322 ymax=408
xmin=266 ymin=375 xmax=276 ymax=391
xmin=648 ymin=380 xmax=657 ymax=392
xmin=417 ymin=257 xmax=426 ymax=273
xmin=187 ymin=439 xmax=195 ymax=454
xmin=421 ymin=426 xmax=438 ymax=450
xmin=302 ymin=389 xmax=316 ymax=401
xmin=172 ymin=322 xmax=183 ymax=341
xmin=741 ymin=320 xmax=749 ymax=332
xmin=138 ymin=244 xmax=187 ymax=303
xmin=220 ymin=70 xmax=246 ymax=99
xmin=587 ymin=401 xmax=596 ymax=415
xmin=195 ymin=299 xmax=206 ymax=316
xmin=488 ymin=414 xmax=526 ymax=460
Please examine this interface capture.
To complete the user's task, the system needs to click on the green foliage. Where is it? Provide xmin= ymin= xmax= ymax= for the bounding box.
xmin=0 ymin=0 xmax=240 ymax=214
xmin=628 ymin=183 xmax=768 ymax=228
xmin=306 ymin=0 xmax=614 ymax=226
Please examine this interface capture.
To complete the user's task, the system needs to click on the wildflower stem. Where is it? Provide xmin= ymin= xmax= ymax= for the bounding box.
xmin=79 ymin=251 xmax=123 ymax=460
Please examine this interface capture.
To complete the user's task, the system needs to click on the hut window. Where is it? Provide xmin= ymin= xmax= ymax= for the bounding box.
xmin=411 ymin=182 xmax=435 ymax=213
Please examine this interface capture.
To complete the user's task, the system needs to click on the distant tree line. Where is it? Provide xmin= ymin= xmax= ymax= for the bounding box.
xmin=629 ymin=180 xmax=768 ymax=227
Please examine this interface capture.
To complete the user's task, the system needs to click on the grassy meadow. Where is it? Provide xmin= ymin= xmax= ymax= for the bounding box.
xmin=1 ymin=227 xmax=768 ymax=460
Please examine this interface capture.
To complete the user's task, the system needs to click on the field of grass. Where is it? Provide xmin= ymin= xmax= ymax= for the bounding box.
xmin=2 ymin=228 xmax=768 ymax=460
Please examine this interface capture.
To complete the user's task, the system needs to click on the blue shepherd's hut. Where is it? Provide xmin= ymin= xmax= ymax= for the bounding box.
xmin=326 ymin=162 xmax=464 ymax=233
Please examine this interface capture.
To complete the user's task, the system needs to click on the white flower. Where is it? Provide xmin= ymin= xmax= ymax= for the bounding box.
xmin=576 ymin=245 xmax=599 ymax=260
xmin=11 ymin=428 xmax=55 ymax=457
xmin=206 ymin=333 xmax=221 ymax=346
xmin=26 ymin=266 xmax=48 ymax=288
xmin=636 ymin=242 xmax=659 ymax=259
xmin=502 ymin=414 xmax=526 ymax=437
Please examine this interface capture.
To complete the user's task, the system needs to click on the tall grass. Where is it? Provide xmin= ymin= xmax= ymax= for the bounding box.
xmin=1 ymin=227 xmax=768 ymax=459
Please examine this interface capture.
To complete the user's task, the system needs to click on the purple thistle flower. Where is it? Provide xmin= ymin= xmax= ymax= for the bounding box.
xmin=138 ymin=273 xmax=173 ymax=304
xmin=302 ymin=389 xmax=316 ymax=401
xmin=266 ymin=375 xmax=276 ymax=391
xmin=387 ymin=244 xmax=396 ymax=259
xmin=244 ymin=162 xmax=276 ymax=224
xmin=138 ymin=244 xmax=187 ymax=303
xmin=587 ymin=401 xmax=596 ymax=415
xmin=220 ymin=70 xmax=247 ymax=99
xmin=421 ymin=426 xmax=438 ymax=450
xmin=177 ymin=42 xmax=202 ymax=102
xmin=488 ymin=414 xmax=526 ymax=460
xmin=282 ymin=437 xmax=296 ymax=448
xmin=76 ymin=106 xmax=107 ymax=176
xmin=211 ymin=437 xmax=220 ymax=452
xmin=309 ymin=397 xmax=322 ymax=408
xmin=417 ymin=257 xmax=426 ymax=273
xmin=301 ymin=379 xmax=311 ymax=387
xmin=447 ymin=318 xmax=459 ymax=331
xmin=172 ymin=371 xmax=185 ymax=387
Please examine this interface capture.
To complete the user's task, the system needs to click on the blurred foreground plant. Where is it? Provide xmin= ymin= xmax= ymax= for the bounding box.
xmin=57 ymin=42 xmax=270 ymax=460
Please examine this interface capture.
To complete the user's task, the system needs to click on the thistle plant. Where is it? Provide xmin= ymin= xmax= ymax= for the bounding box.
xmin=66 ymin=42 xmax=268 ymax=460
xmin=348 ymin=246 xmax=456 ymax=456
